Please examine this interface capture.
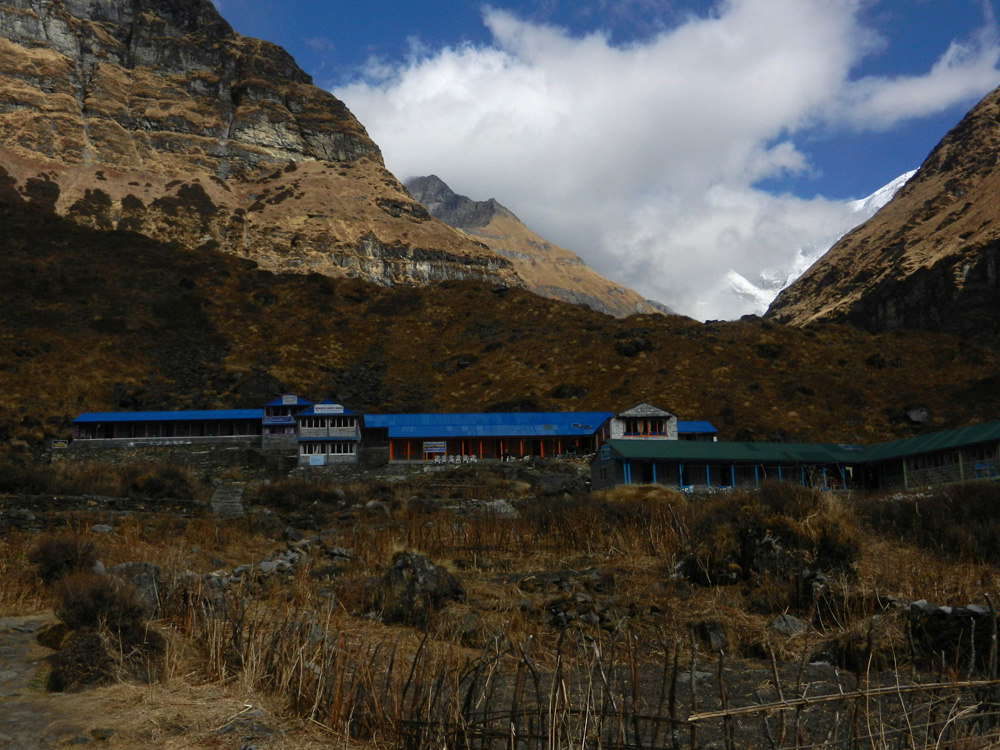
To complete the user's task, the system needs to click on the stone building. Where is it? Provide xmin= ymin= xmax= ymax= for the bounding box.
xmin=295 ymin=400 xmax=361 ymax=466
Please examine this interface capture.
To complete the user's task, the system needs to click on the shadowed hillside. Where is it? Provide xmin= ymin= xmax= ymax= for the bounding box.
xmin=768 ymin=85 xmax=1000 ymax=348
xmin=4 ymin=200 xmax=1000 ymax=451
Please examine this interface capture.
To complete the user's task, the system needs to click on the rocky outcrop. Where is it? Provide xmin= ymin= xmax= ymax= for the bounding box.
xmin=766 ymin=85 xmax=1000 ymax=348
xmin=407 ymin=175 xmax=659 ymax=318
xmin=0 ymin=0 xmax=523 ymax=289
xmin=0 ymin=0 xmax=377 ymax=170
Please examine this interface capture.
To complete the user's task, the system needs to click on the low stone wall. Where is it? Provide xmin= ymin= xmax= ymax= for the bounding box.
xmin=56 ymin=441 xmax=273 ymax=473
xmin=0 ymin=493 xmax=209 ymax=533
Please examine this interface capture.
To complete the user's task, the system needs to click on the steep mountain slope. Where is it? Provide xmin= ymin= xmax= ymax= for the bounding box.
xmin=767 ymin=86 xmax=1000 ymax=347
xmin=406 ymin=176 xmax=662 ymax=317
xmin=0 ymin=0 xmax=521 ymax=289
xmin=707 ymin=172 xmax=914 ymax=318
xmin=4 ymin=198 xmax=1000 ymax=452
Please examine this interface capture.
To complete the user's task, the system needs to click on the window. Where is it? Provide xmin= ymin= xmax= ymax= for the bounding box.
xmin=624 ymin=417 xmax=666 ymax=436
xmin=299 ymin=442 xmax=356 ymax=456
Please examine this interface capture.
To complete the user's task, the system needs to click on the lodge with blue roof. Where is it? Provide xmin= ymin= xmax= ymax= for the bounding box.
xmin=364 ymin=410 xmax=615 ymax=462
xmin=72 ymin=409 xmax=264 ymax=441
xmin=68 ymin=396 xmax=1000 ymax=492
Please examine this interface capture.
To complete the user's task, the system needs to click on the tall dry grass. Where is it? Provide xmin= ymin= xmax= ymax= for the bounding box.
xmin=8 ymin=472 xmax=1000 ymax=748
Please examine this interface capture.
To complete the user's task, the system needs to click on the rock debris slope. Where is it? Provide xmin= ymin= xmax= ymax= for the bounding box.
xmin=767 ymin=85 xmax=1000 ymax=348
xmin=406 ymin=175 xmax=661 ymax=317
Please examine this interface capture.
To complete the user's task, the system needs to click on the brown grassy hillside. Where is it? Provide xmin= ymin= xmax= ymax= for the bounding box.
xmin=3 ymin=199 xmax=1000 ymax=449
xmin=767 ymin=85 xmax=1000 ymax=348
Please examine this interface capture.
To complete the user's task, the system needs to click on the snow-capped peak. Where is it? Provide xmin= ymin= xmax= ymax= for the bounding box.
xmin=847 ymin=170 xmax=917 ymax=216
xmin=700 ymin=171 xmax=916 ymax=319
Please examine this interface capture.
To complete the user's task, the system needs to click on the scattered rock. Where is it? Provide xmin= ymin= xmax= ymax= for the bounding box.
xmin=376 ymin=552 xmax=465 ymax=626
xmin=109 ymin=562 xmax=163 ymax=616
xmin=694 ymin=620 xmax=730 ymax=650
xmin=769 ymin=614 xmax=808 ymax=636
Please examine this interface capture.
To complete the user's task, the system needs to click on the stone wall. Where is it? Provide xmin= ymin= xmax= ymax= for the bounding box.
xmin=56 ymin=441 xmax=279 ymax=474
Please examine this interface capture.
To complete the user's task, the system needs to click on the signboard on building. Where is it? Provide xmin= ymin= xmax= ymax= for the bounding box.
xmin=309 ymin=454 xmax=326 ymax=466
xmin=281 ymin=394 xmax=299 ymax=405
xmin=314 ymin=404 xmax=345 ymax=415
xmin=600 ymin=444 xmax=611 ymax=460
xmin=423 ymin=440 xmax=447 ymax=454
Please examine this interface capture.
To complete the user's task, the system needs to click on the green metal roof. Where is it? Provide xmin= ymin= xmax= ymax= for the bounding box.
xmin=605 ymin=439 xmax=866 ymax=464
xmin=604 ymin=419 xmax=1000 ymax=466
xmin=864 ymin=421 xmax=1000 ymax=461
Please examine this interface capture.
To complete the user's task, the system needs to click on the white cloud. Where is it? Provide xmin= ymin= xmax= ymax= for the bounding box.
xmin=334 ymin=0 xmax=1000 ymax=319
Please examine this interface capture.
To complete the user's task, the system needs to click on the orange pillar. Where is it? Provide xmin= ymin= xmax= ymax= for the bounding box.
xmin=390 ymin=441 xmax=394 ymax=461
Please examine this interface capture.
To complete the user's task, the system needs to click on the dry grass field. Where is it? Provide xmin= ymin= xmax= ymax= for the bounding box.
xmin=5 ymin=461 xmax=1000 ymax=749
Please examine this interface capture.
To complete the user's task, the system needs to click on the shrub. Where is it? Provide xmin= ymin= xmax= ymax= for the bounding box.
xmin=27 ymin=535 xmax=98 ymax=583
xmin=256 ymin=476 xmax=346 ymax=509
xmin=0 ymin=458 xmax=49 ymax=494
xmin=124 ymin=463 xmax=197 ymax=499
xmin=49 ymin=572 xmax=166 ymax=688
xmin=856 ymin=481 xmax=1000 ymax=564
xmin=47 ymin=629 xmax=115 ymax=691
xmin=679 ymin=484 xmax=862 ymax=586
xmin=54 ymin=572 xmax=146 ymax=635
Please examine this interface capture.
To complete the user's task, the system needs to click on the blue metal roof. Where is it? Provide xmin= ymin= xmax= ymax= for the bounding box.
xmin=297 ymin=400 xmax=356 ymax=417
xmin=264 ymin=395 xmax=313 ymax=407
xmin=73 ymin=409 xmax=263 ymax=424
xmin=365 ymin=412 xmax=613 ymax=439
xmin=677 ymin=420 xmax=717 ymax=434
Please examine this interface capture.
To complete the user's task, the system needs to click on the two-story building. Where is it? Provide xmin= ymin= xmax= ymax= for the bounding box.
xmin=262 ymin=395 xmax=313 ymax=450
xmin=295 ymin=400 xmax=362 ymax=466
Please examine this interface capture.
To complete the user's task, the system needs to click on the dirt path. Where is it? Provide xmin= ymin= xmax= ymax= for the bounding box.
xmin=0 ymin=614 xmax=90 ymax=748
xmin=0 ymin=614 xmax=346 ymax=750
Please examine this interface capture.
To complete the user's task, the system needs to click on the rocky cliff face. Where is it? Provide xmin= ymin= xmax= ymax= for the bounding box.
xmin=0 ymin=0 xmax=522 ymax=288
xmin=766 ymin=86 xmax=1000 ymax=348
xmin=406 ymin=175 xmax=661 ymax=318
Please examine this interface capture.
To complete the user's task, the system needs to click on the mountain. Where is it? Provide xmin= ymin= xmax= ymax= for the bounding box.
xmin=406 ymin=176 xmax=662 ymax=318
xmin=766 ymin=85 xmax=1000 ymax=348
xmin=3 ymin=0 xmax=1000 ymax=452
xmin=0 ymin=0 xmax=523 ymax=290
xmin=706 ymin=171 xmax=914 ymax=318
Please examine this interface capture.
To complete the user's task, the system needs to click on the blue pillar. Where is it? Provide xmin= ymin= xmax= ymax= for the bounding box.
xmin=652 ymin=463 xmax=657 ymax=484
xmin=823 ymin=466 xmax=827 ymax=490
xmin=778 ymin=465 xmax=783 ymax=481
xmin=731 ymin=464 xmax=735 ymax=487
xmin=706 ymin=464 xmax=711 ymax=488
xmin=679 ymin=463 xmax=684 ymax=489
xmin=625 ymin=461 xmax=630 ymax=485
xmin=754 ymin=465 xmax=759 ymax=487
xmin=801 ymin=467 xmax=806 ymax=486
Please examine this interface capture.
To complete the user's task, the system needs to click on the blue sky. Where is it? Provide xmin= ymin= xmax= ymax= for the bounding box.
xmin=214 ymin=0 xmax=1000 ymax=318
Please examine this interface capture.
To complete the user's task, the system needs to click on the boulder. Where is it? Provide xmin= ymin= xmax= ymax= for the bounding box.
xmin=769 ymin=613 xmax=808 ymax=636
xmin=376 ymin=552 xmax=464 ymax=626
xmin=108 ymin=562 xmax=162 ymax=616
